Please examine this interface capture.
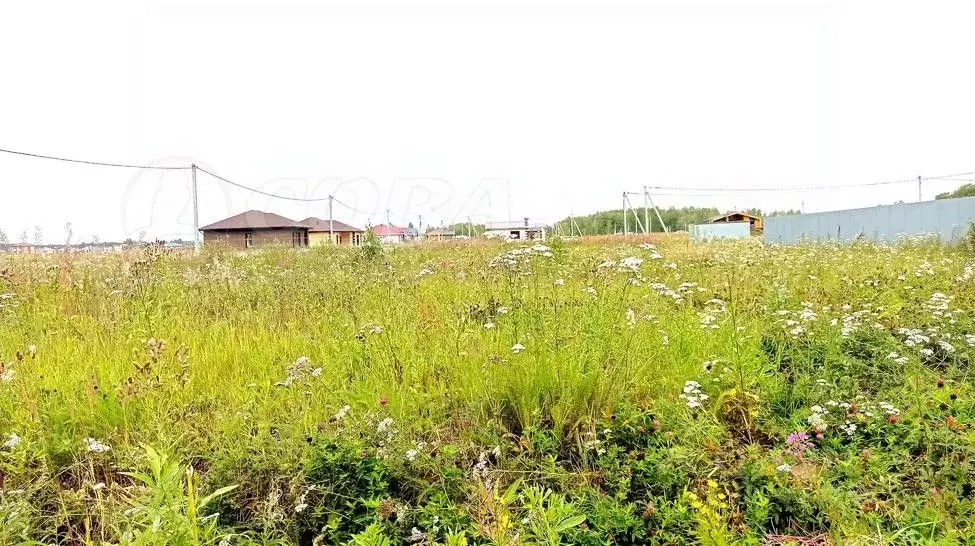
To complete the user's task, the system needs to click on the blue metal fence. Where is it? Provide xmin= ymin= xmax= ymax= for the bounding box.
xmin=764 ymin=197 xmax=975 ymax=244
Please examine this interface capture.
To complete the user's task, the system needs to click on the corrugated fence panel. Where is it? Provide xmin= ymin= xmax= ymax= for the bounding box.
xmin=690 ymin=222 xmax=751 ymax=242
xmin=764 ymin=196 xmax=975 ymax=244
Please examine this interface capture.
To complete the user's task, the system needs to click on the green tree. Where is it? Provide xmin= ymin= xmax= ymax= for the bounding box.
xmin=936 ymin=183 xmax=975 ymax=200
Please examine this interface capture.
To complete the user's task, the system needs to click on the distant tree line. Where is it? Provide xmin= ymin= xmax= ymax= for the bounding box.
xmin=425 ymin=223 xmax=486 ymax=236
xmin=936 ymin=184 xmax=975 ymax=200
xmin=551 ymin=206 xmax=801 ymax=235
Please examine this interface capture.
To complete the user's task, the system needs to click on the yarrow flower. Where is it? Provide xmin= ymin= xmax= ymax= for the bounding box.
xmin=275 ymin=356 xmax=321 ymax=387
xmin=511 ymin=343 xmax=526 ymax=354
xmin=3 ymin=432 xmax=21 ymax=450
xmin=0 ymin=365 xmax=15 ymax=383
xmin=807 ymin=405 xmax=828 ymax=430
xmin=408 ymin=527 xmax=426 ymax=543
xmin=84 ymin=437 xmax=112 ymax=453
xmin=840 ymin=421 xmax=857 ymax=437
xmin=333 ymin=405 xmax=350 ymax=421
xmin=679 ymin=380 xmax=709 ymax=409
xmin=777 ymin=463 xmax=792 ymax=473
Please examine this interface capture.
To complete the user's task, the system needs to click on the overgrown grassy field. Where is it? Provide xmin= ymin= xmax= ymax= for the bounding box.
xmin=2 ymin=236 xmax=975 ymax=545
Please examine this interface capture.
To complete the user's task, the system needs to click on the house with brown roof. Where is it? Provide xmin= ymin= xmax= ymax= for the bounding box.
xmin=301 ymin=217 xmax=365 ymax=247
xmin=200 ymin=211 xmax=309 ymax=248
xmin=707 ymin=211 xmax=763 ymax=232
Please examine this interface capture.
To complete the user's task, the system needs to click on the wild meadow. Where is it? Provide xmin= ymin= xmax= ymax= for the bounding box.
xmin=2 ymin=235 xmax=975 ymax=545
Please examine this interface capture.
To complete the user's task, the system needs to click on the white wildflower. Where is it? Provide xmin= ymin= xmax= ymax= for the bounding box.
xmin=679 ymin=380 xmax=707 ymax=409
xmin=3 ymin=433 xmax=21 ymax=450
xmin=511 ymin=343 xmax=526 ymax=354
xmin=333 ymin=405 xmax=350 ymax=421
xmin=619 ymin=256 xmax=644 ymax=272
xmin=776 ymin=463 xmax=792 ymax=473
xmin=84 ymin=437 xmax=112 ymax=453
xmin=625 ymin=308 xmax=637 ymax=328
xmin=841 ymin=421 xmax=857 ymax=437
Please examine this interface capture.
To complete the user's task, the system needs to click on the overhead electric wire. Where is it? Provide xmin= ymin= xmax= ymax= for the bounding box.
xmin=195 ymin=166 xmax=373 ymax=213
xmin=648 ymin=171 xmax=975 ymax=193
xmin=0 ymin=147 xmax=190 ymax=170
xmin=4 ymin=143 xmax=974 ymax=204
xmin=196 ymin=166 xmax=330 ymax=202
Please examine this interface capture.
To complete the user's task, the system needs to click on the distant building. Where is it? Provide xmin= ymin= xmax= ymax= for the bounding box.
xmin=301 ymin=217 xmax=364 ymax=247
xmin=200 ymin=211 xmax=309 ymax=248
xmin=707 ymin=211 xmax=763 ymax=232
xmin=485 ymin=218 xmax=547 ymax=241
xmin=199 ymin=211 xmax=357 ymax=249
xmin=371 ymin=224 xmax=409 ymax=244
xmin=425 ymin=228 xmax=456 ymax=241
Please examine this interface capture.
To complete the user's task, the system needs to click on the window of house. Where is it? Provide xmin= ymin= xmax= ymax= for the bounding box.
xmin=351 ymin=232 xmax=362 ymax=246
xmin=245 ymin=232 xmax=253 ymax=248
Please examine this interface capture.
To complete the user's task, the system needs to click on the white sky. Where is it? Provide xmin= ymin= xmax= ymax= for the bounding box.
xmin=2 ymin=0 xmax=974 ymax=242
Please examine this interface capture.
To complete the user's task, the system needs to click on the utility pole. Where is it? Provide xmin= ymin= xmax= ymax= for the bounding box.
xmin=622 ymin=192 xmax=628 ymax=236
xmin=645 ymin=188 xmax=669 ymax=234
xmin=328 ymin=195 xmax=334 ymax=243
xmin=191 ymin=164 xmax=199 ymax=251
xmin=624 ymin=192 xmax=645 ymax=234
xmin=918 ymin=175 xmax=922 ymax=202
xmin=467 ymin=216 xmax=472 ymax=237
xmin=643 ymin=186 xmax=650 ymax=234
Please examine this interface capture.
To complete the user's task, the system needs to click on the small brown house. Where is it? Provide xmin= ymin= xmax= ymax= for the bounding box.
xmin=199 ymin=211 xmax=309 ymax=249
xmin=707 ymin=211 xmax=763 ymax=232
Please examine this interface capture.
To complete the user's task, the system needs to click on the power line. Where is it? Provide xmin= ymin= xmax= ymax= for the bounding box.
xmin=5 ymin=143 xmax=974 ymax=205
xmin=928 ymin=177 xmax=975 ymax=183
xmin=195 ymin=166 xmax=369 ymax=212
xmin=648 ymin=171 xmax=975 ymax=193
xmin=0 ymin=147 xmax=190 ymax=170
xmin=196 ymin=166 xmax=330 ymax=202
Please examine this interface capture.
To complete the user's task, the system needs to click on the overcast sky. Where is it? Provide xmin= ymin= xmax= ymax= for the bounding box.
xmin=3 ymin=0 xmax=974 ymax=242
